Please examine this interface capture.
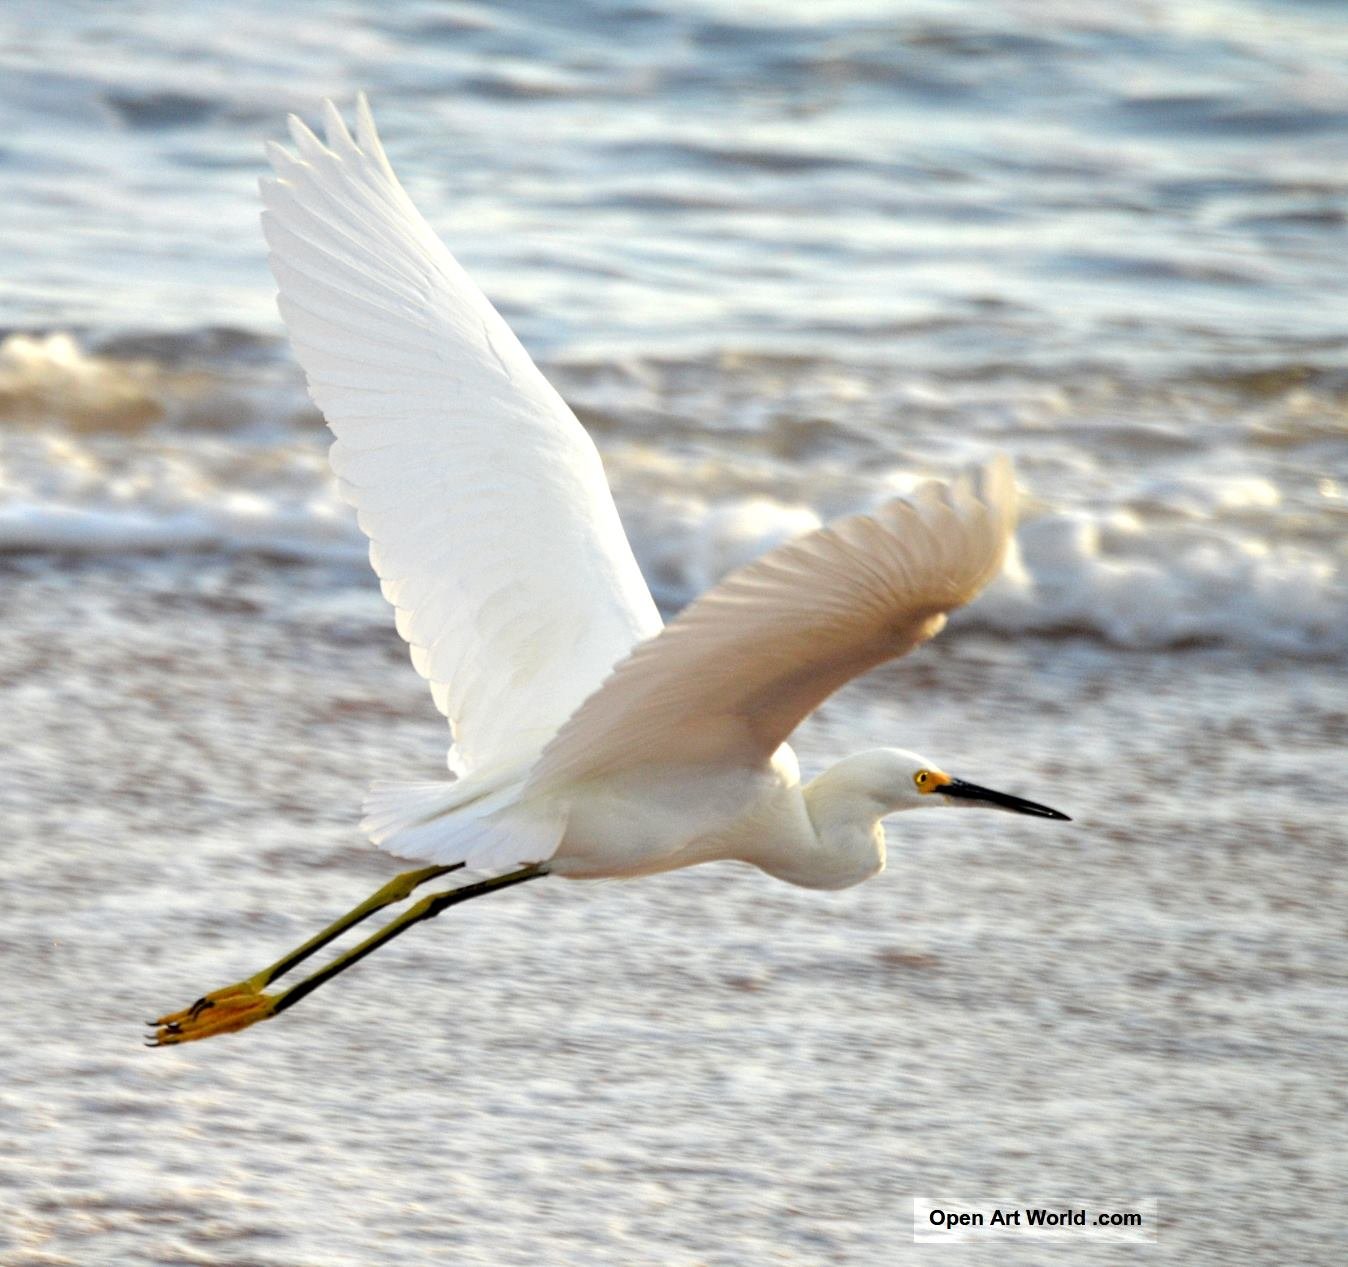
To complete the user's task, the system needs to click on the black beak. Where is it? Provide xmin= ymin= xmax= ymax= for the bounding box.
xmin=942 ymin=778 xmax=1071 ymax=821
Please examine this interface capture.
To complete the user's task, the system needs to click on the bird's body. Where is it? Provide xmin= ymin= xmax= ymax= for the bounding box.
xmin=549 ymin=743 xmax=889 ymax=889
xmin=150 ymin=96 xmax=1068 ymax=1046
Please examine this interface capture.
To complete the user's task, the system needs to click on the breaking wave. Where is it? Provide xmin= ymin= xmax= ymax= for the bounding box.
xmin=1 ymin=331 xmax=1342 ymax=658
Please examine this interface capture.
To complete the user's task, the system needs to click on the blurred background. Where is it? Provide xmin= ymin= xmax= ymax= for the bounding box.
xmin=0 ymin=2 xmax=1343 ymax=1264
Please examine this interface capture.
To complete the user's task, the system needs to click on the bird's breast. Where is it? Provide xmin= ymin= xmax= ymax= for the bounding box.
xmin=546 ymin=760 xmax=803 ymax=880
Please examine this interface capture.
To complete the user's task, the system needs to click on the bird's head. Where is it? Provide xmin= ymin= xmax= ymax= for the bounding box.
xmin=814 ymin=747 xmax=1070 ymax=821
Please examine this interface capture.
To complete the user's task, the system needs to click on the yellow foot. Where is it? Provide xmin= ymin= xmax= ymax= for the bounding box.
xmin=147 ymin=981 xmax=278 ymax=1046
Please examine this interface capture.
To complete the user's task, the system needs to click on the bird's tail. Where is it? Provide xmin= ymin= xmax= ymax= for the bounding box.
xmin=361 ymin=771 xmax=564 ymax=871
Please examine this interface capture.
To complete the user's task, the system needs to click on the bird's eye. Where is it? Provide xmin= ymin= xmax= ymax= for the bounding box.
xmin=914 ymin=770 xmax=929 ymax=788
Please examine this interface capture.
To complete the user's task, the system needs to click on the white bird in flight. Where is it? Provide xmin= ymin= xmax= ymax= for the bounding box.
xmin=150 ymin=96 xmax=1068 ymax=1046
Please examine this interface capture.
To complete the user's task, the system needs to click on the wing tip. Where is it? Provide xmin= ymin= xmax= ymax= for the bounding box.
xmin=321 ymin=98 xmax=357 ymax=155
xmin=976 ymin=452 xmax=1016 ymax=516
xmin=941 ymin=454 xmax=1017 ymax=538
xmin=354 ymin=91 xmax=394 ymax=174
xmin=271 ymin=93 xmax=395 ymax=188
xmin=263 ymin=136 xmax=291 ymax=163
xmin=285 ymin=112 xmax=311 ymax=149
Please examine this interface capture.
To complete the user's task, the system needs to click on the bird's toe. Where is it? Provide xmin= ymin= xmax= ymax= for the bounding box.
xmin=148 ymin=981 xmax=278 ymax=1045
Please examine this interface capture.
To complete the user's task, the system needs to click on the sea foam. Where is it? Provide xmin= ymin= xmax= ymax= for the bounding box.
xmin=1 ymin=332 xmax=1341 ymax=658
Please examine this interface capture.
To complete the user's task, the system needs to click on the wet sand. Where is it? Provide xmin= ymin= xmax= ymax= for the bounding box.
xmin=0 ymin=559 xmax=1341 ymax=1265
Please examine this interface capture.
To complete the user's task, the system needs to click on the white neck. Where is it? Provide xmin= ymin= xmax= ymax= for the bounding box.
xmin=763 ymin=761 xmax=887 ymax=891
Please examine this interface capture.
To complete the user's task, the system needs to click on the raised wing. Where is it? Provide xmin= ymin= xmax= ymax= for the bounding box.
xmin=262 ymin=97 xmax=660 ymax=775
xmin=529 ymin=458 xmax=1015 ymax=791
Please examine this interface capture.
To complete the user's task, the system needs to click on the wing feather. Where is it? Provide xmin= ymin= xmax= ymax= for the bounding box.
xmin=263 ymin=97 xmax=660 ymax=775
xmin=529 ymin=459 xmax=1016 ymax=790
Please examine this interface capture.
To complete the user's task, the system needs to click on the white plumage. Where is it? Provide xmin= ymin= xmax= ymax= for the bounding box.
xmin=530 ymin=461 xmax=1014 ymax=794
xmin=261 ymin=97 xmax=659 ymax=790
xmin=149 ymin=97 xmax=1069 ymax=1046
xmin=261 ymin=96 xmax=1063 ymax=882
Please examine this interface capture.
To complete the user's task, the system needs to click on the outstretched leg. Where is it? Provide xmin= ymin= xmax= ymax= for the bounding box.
xmin=150 ymin=863 xmax=461 ymax=1035
xmin=148 ymin=864 xmax=546 ymax=1046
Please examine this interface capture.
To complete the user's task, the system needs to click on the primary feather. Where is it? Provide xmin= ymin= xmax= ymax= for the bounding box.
xmin=529 ymin=458 xmax=1016 ymax=794
xmin=264 ymin=98 xmax=1019 ymax=872
xmin=261 ymin=95 xmax=660 ymax=785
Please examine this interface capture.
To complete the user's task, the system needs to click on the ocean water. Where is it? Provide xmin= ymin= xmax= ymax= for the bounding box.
xmin=1 ymin=2 xmax=1344 ymax=1264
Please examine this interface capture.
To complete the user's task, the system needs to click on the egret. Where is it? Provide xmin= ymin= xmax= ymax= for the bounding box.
xmin=149 ymin=97 xmax=1068 ymax=1047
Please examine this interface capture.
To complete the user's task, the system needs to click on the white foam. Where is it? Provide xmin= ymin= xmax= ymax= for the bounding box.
xmin=1 ymin=332 xmax=1341 ymax=658
xmin=6 ymin=477 xmax=1336 ymax=656
xmin=974 ymin=511 xmax=1342 ymax=654
xmin=0 ymin=497 xmax=361 ymax=560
